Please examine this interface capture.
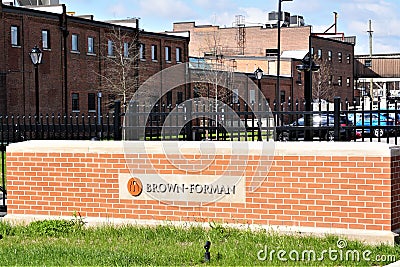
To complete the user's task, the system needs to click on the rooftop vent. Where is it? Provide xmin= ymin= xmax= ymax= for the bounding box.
xmin=2 ymin=0 xmax=15 ymax=5
xmin=16 ymin=0 xmax=59 ymax=6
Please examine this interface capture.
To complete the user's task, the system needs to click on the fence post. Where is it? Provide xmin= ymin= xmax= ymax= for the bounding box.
xmin=114 ymin=100 xmax=122 ymax=141
xmin=185 ymin=101 xmax=193 ymax=141
xmin=0 ymin=144 xmax=6 ymax=212
xmin=334 ymin=97 xmax=341 ymax=141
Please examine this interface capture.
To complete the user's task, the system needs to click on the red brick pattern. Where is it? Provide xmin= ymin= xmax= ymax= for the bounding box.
xmin=6 ymin=147 xmax=398 ymax=233
xmin=391 ymin=155 xmax=400 ymax=230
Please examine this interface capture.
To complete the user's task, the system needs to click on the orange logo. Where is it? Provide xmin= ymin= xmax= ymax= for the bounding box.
xmin=127 ymin=177 xmax=143 ymax=197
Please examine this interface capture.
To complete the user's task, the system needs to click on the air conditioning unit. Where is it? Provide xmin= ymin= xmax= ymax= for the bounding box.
xmin=290 ymin=15 xmax=305 ymax=27
xmin=2 ymin=0 xmax=14 ymax=5
xmin=266 ymin=11 xmax=291 ymax=28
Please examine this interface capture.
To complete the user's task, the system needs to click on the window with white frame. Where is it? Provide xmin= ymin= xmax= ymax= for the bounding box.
xmin=71 ymin=34 xmax=79 ymax=51
xmin=165 ymin=46 xmax=171 ymax=62
xmin=107 ymin=40 xmax=114 ymax=56
xmin=338 ymin=52 xmax=342 ymax=63
xmin=151 ymin=45 xmax=157 ymax=61
xmin=176 ymin=47 xmax=182 ymax=62
xmin=42 ymin=30 xmax=50 ymax=49
xmin=232 ymin=88 xmax=239 ymax=103
xmin=346 ymin=77 xmax=350 ymax=87
xmin=249 ymin=89 xmax=255 ymax=104
xmin=139 ymin=43 xmax=145 ymax=59
xmin=328 ymin=50 xmax=332 ymax=61
xmin=124 ymin=42 xmax=129 ymax=58
xmin=11 ymin=26 xmax=20 ymax=46
xmin=317 ymin=49 xmax=322 ymax=59
xmin=338 ymin=76 xmax=342 ymax=87
xmin=87 ymin=37 xmax=94 ymax=54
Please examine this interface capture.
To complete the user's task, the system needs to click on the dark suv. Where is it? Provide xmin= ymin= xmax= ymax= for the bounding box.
xmin=276 ymin=114 xmax=354 ymax=141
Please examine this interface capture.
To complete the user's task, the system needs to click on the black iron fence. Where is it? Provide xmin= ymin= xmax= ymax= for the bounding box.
xmin=124 ymin=97 xmax=400 ymax=144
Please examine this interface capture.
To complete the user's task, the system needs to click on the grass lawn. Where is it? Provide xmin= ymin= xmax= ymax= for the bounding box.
xmin=0 ymin=219 xmax=398 ymax=266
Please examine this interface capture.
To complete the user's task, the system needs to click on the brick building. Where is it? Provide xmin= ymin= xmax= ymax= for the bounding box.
xmin=0 ymin=3 xmax=189 ymax=115
xmin=172 ymin=21 xmax=355 ymax=103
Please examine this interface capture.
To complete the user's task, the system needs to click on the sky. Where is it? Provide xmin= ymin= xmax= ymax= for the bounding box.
xmin=61 ymin=0 xmax=400 ymax=55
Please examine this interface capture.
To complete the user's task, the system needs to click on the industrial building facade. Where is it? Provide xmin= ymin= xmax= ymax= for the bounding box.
xmin=172 ymin=20 xmax=355 ymax=103
xmin=0 ymin=3 xmax=189 ymax=115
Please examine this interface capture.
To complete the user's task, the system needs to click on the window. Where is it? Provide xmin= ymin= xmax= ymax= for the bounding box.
xmin=338 ymin=76 xmax=342 ymax=87
xmin=165 ymin=46 xmax=171 ymax=62
xmin=108 ymin=94 xmax=116 ymax=110
xmin=72 ymin=93 xmax=79 ymax=112
xmin=346 ymin=77 xmax=351 ymax=87
xmin=11 ymin=26 xmax=20 ymax=46
xmin=166 ymin=91 xmax=172 ymax=106
xmin=42 ymin=30 xmax=50 ymax=49
xmin=311 ymin=47 xmax=314 ymax=57
xmin=87 ymin=37 xmax=94 ymax=54
xmin=71 ymin=34 xmax=79 ymax=51
xmin=177 ymin=92 xmax=183 ymax=105
xmin=176 ymin=47 xmax=182 ymax=62
xmin=232 ymin=88 xmax=239 ymax=103
xmin=296 ymin=72 xmax=302 ymax=84
xmin=249 ymin=89 xmax=255 ymax=104
xmin=265 ymin=49 xmax=278 ymax=57
xmin=280 ymin=91 xmax=286 ymax=104
xmin=107 ymin=40 xmax=113 ymax=56
xmin=151 ymin=45 xmax=157 ymax=61
xmin=124 ymin=42 xmax=129 ymax=58
xmin=347 ymin=54 xmax=351 ymax=64
xmin=338 ymin=52 xmax=342 ymax=63
xmin=317 ymin=49 xmax=322 ymax=59
xmin=329 ymin=75 xmax=333 ymax=85
xmin=328 ymin=50 xmax=332 ymax=61
xmin=88 ymin=93 xmax=96 ymax=112
xmin=365 ymin=59 xmax=372 ymax=67
xmin=139 ymin=43 xmax=145 ymax=59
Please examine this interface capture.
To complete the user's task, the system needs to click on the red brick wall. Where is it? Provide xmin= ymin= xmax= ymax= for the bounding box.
xmin=0 ymin=5 xmax=189 ymax=115
xmin=391 ymin=154 xmax=400 ymax=230
xmin=5 ymin=141 xmax=399 ymax=239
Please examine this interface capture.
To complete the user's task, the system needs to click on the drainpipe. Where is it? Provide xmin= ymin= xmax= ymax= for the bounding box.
xmin=60 ymin=4 xmax=69 ymax=115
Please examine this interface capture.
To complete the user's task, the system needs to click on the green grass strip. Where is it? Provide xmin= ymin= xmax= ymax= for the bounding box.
xmin=0 ymin=220 xmax=398 ymax=266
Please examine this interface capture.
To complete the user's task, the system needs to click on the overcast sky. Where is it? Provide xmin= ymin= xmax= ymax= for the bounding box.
xmin=61 ymin=0 xmax=400 ymax=55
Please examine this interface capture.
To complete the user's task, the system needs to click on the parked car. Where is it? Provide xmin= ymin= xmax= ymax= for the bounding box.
xmin=347 ymin=113 xmax=395 ymax=138
xmin=276 ymin=114 xmax=354 ymax=141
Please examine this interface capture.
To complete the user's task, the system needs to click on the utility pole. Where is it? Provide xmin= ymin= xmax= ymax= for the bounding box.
xmin=367 ymin=20 xmax=373 ymax=99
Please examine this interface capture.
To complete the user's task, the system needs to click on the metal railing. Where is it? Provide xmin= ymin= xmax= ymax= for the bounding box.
xmin=125 ymin=97 xmax=400 ymax=143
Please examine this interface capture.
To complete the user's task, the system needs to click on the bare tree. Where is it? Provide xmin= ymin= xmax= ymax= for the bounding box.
xmin=192 ymin=57 xmax=235 ymax=103
xmin=312 ymin=58 xmax=336 ymax=101
xmin=97 ymin=26 xmax=139 ymax=110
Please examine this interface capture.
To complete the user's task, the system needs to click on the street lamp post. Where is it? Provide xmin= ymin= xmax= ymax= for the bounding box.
xmin=254 ymin=67 xmax=263 ymax=141
xmin=277 ymin=0 xmax=293 ymax=111
xmin=29 ymin=46 xmax=43 ymax=117
xmin=296 ymin=51 xmax=320 ymax=141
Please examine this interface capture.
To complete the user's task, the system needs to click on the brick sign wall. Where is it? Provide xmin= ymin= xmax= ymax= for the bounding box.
xmin=5 ymin=141 xmax=400 ymax=244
